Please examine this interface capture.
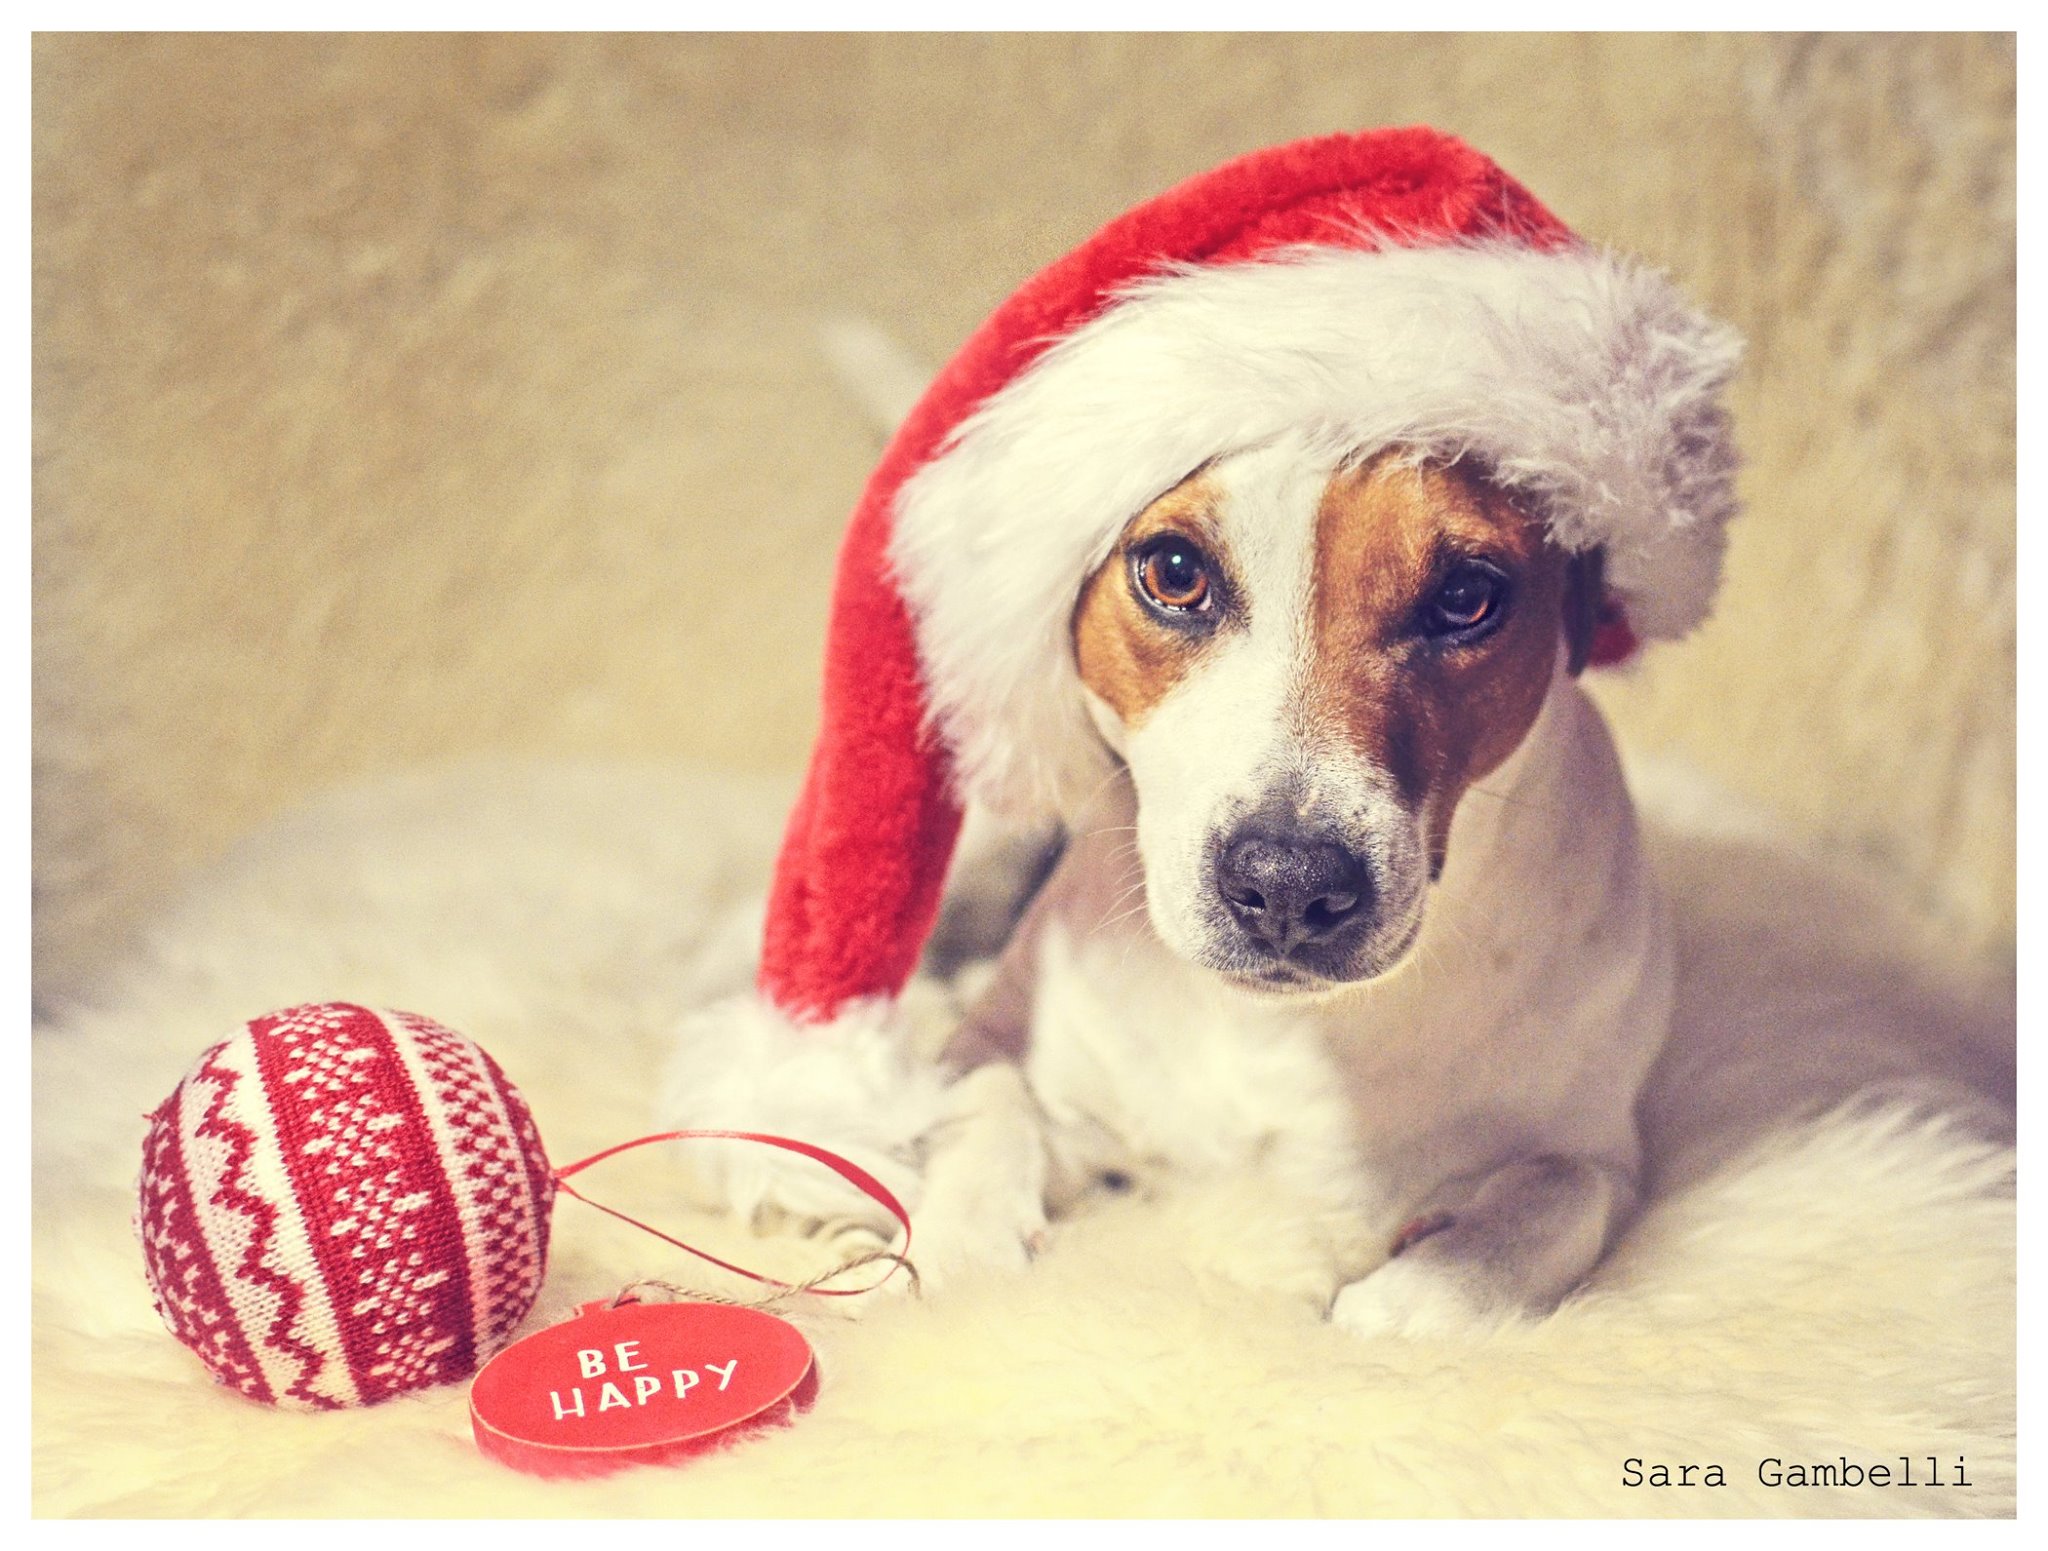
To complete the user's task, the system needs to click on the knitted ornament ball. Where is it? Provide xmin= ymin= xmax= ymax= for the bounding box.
xmin=137 ymin=1002 xmax=556 ymax=1411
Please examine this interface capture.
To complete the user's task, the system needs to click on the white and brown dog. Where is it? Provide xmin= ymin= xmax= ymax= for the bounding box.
xmin=909 ymin=434 xmax=1669 ymax=1333
xmin=663 ymin=132 xmax=1747 ymax=1335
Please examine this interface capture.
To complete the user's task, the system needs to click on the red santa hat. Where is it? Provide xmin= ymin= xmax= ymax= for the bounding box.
xmin=667 ymin=126 xmax=1741 ymax=1214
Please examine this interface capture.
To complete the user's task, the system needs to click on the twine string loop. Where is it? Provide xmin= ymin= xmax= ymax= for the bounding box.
xmin=551 ymin=1128 xmax=916 ymax=1301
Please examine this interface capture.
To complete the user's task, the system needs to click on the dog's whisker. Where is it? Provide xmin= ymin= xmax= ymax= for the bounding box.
xmin=1089 ymin=890 xmax=1152 ymax=937
xmin=1098 ymin=906 xmax=1151 ymax=937
xmin=1068 ymin=761 xmax=1137 ymax=820
xmin=1080 ymin=822 xmax=1139 ymax=840
xmin=1092 ymin=907 xmax=1147 ymax=937
xmin=1463 ymin=783 xmax=1558 ymax=817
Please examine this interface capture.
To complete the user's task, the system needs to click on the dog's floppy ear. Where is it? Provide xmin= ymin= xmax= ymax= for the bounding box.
xmin=1562 ymin=547 xmax=1606 ymax=677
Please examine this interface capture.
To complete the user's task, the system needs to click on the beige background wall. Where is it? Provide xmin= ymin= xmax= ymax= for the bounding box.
xmin=33 ymin=34 xmax=2014 ymax=1007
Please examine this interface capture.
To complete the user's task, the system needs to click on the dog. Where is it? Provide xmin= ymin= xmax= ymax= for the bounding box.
xmin=665 ymin=133 xmax=2009 ymax=1345
xmin=885 ymin=426 xmax=1673 ymax=1335
xmin=661 ymin=133 xmax=1760 ymax=1334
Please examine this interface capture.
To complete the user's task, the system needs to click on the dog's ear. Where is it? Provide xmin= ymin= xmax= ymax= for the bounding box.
xmin=1561 ymin=547 xmax=1606 ymax=677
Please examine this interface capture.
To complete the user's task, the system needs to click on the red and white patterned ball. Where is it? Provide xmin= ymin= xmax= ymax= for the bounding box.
xmin=137 ymin=1003 xmax=557 ymax=1410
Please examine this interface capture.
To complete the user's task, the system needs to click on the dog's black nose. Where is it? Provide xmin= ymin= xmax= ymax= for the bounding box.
xmin=1215 ymin=831 xmax=1370 ymax=955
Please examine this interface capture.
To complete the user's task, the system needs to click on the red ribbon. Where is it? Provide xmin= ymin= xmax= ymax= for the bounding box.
xmin=551 ymin=1130 xmax=913 ymax=1297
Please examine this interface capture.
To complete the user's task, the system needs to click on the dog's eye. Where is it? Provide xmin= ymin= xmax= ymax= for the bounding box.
xmin=1133 ymin=536 xmax=1214 ymax=613
xmin=1424 ymin=562 xmax=1507 ymax=639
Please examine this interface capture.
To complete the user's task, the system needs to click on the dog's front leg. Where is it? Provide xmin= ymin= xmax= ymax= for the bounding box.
xmin=1329 ymin=1154 xmax=1634 ymax=1337
xmin=907 ymin=1061 xmax=1051 ymax=1285
xmin=821 ymin=1060 xmax=1050 ymax=1296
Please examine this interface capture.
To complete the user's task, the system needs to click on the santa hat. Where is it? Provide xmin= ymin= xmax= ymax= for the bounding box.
xmin=667 ymin=126 xmax=1741 ymax=1214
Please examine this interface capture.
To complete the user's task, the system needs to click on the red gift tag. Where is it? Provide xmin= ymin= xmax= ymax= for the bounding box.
xmin=470 ymin=1298 xmax=819 ymax=1478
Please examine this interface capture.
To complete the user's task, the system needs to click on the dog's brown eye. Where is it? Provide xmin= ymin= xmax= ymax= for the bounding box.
xmin=1425 ymin=562 xmax=1507 ymax=638
xmin=1134 ymin=537 xmax=1213 ymax=613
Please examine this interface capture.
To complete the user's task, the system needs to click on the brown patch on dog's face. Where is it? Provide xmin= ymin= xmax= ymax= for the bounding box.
xmin=1072 ymin=468 xmax=1233 ymax=725
xmin=1305 ymin=455 xmax=1573 ymax=867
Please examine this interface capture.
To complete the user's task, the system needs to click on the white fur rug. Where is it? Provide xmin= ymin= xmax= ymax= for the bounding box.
xmin=32 ymin=762 xmax=2014 ymax=1517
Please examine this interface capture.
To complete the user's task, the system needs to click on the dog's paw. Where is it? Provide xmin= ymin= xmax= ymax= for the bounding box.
xmin=910 ymin=1184 xmax=1049 ymax=1290
xmin=887 ymin=1060 xmax=1050 ymax=1293
xmin=1328 ymin=1259 xmax=1488 ymax=1340
xmin=810 ymin=1218 xmax=920 ymax=1310
xmin=814 ymin=1192 xmax=1046 ymax=1304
